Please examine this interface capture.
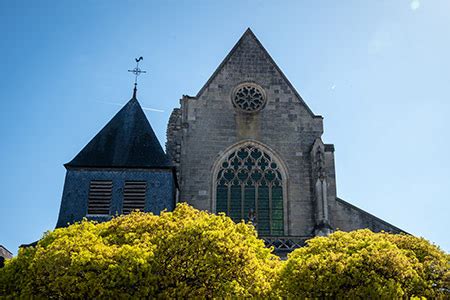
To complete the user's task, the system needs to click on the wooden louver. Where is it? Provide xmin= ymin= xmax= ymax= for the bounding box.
xmin=87 ymin=180 xmax=113 ymax=215
xmin=123 ymin=181 xmax=147 ymax=214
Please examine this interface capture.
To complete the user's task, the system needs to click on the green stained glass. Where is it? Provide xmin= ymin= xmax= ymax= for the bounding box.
xmin=237 ymin=149 xmax=248 ymax=159
xmin=216 ymin=145 xmax=285 ymax=236
xmin=244 ymin=186 xmax=255 ymax=220
xmin=265 ymin=170 xmax=275 ymax=182
xmin=258 ymin=222 xmax=270 ymax=235
xmin=272 ymin=186 xmax=283 ymax=210
xmin=224 ymin=170 xmax=234 ymax=181
xmin=251 ymin=149 xmax=262 ymax=159
xmin=251 ymin=172 xmax=262 ymax=182
xmin=271 ymin=230 xmax=284 ymax=236
xmin=244 ymin=159 xmax=255 ymax=170
xmin=272 ymin=186 xmax=284 ymax=234
xmin=238 ymin=169 xmax=248 ymax=181
xmin=230 ymin=185 xmax=241 ymax=220
xmin=216 ymin=185 xmax=228 ymax=213
xmin=231 ymin=157 xmax=240 ymax=169
xmin=272 ymin=209 xmax=283 ymax=219
xmin=258 ymin=157 xmax=268 ymax=170
xmin=271 ymin=218 xmax=284 ymax=229
xmin=258 ymin=185 xmax=270 ymax=233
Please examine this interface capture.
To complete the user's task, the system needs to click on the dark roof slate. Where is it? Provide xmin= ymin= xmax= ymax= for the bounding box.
xmin=66 ymin=96 xmax=172 ymax=169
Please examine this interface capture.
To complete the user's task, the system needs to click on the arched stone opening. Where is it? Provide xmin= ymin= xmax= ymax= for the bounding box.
xmin=211 ymin=141 xmax=289 ymax=236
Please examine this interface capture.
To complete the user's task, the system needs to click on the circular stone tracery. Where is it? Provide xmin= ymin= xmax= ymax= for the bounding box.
xmin=232 ymin=83 xmax=266 ymax=113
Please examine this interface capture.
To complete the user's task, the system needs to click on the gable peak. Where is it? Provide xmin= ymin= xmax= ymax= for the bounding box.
xmin=243 ymin=27 xmax=256 ymax=37
xmin=194 ymin=29 xmax=317 ymax=117
xmin=238 ymin=27 xmax=261 ymax=46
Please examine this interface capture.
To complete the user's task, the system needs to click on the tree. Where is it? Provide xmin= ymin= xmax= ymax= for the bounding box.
xmin=278 ymin=229 xmax=449 ymax=298
xmin=0 ymin=204 xmax=280 ymax=298
xmin=2 ymin=208 xmax=448 ymax=299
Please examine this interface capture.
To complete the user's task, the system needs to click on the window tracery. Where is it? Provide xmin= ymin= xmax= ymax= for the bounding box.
xmin=232 ymin=83 xmax=266 ymax=112
xmin=215 ymin=145 xmax=284 ymax=236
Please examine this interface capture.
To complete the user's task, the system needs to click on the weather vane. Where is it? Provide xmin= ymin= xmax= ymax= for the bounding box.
xmin=128 ymin=56 xmax=147 ymax=86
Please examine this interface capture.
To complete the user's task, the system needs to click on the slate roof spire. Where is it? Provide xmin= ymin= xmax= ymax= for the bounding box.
xmin=128 ymin=56 xmax=146 ymax=100
xmin=132 ymin=83 xmax=137 ymax=99
xmin=66 ymin=56 xmax=171 ymax=169
xmin=65 ymin=90 xmax=172 ymax=169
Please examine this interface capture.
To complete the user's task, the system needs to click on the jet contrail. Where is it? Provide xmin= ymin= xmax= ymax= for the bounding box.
xmin=96 ymin=100 xmax=164 ymax=113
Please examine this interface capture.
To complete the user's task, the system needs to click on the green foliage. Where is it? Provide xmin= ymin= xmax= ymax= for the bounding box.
xmin=279 ymin=229 xmax=449 ymax=299
xmin=1 ymin=208 xmax=448 ymax=299
xmin=0 ymin=204 xmax=280 ymax=298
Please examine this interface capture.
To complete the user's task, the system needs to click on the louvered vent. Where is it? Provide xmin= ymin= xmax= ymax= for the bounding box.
xmin=123 ymin=181 xmax=147 ymax=214
xmin=87 ymin=180 xmax=112 ymax=215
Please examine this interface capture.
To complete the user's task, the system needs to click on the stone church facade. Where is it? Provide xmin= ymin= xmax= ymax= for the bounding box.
xmin=57 ymin=29 xmax=402 ymax=253
xmin=166 ymin=29 xmax=402 ymax=250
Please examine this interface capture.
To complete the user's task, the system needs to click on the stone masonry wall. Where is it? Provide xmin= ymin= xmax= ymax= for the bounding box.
xmin=166 ymin=108 xmax=182 ymax=181
xmin=169 ymin=31 xmax=330 ymax=236
xmin=331 ymin=198 xmax=404 ymax=233
xmin=166 ymin=30 xmax=404 ymax=237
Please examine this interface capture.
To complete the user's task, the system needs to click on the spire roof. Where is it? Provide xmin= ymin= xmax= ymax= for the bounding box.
xmin=65 ymin=93 xmax=171 ymax=169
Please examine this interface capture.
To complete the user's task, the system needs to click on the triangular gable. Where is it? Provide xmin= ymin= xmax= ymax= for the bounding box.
xmin=196 ymin=28 xmax=317 ymax=117
xmin=66 ymin=96 xmax=172 ymax=169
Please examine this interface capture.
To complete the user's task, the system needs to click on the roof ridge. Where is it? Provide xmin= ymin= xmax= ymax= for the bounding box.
xmin=335 ymin=197 xmax=406 ymax=234
xmin=195 ymin=28 xmax=318 ymax=117
xmin=195 ymin=29 xmax=253 ymax=98
xmin=65 ymin=96 xmax=172 ymax=169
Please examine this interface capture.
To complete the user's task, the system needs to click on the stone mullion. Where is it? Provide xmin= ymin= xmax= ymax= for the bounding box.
xmin=227 ymin=184 xmax=231 ymax=216
xmin=255 ymin=183 xmax=259 ymax=232
xmin=241 ymin=183 xmax=245 ymax=220
xmin=269 ymin=183 xmax=273 ymax=236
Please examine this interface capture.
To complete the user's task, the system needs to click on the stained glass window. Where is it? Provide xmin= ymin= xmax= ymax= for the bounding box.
xmin=216 ymin=145 xmax=284 ymax=236
xmin=232 ymin=83 xmax=266 ymax=113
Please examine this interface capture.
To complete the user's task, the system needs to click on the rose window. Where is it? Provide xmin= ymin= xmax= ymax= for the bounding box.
xmin=232 ymin=83 xmax=266 ymax=112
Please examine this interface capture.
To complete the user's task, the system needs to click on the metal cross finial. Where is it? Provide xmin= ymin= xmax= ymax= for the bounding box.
xmin=128 ymin=56 xmax=147 ymax=86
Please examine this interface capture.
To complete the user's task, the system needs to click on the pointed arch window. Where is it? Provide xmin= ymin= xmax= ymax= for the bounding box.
xmin=215 ymin=145 xmax=284 ymax=236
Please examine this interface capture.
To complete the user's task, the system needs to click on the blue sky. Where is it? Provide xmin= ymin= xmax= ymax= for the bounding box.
xmin=1 ymin=0 xmax=449 ymax=254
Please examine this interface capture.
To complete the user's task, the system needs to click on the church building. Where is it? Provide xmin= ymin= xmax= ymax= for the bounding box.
xmin=57 ymin=29 xmax=403 ymax=253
